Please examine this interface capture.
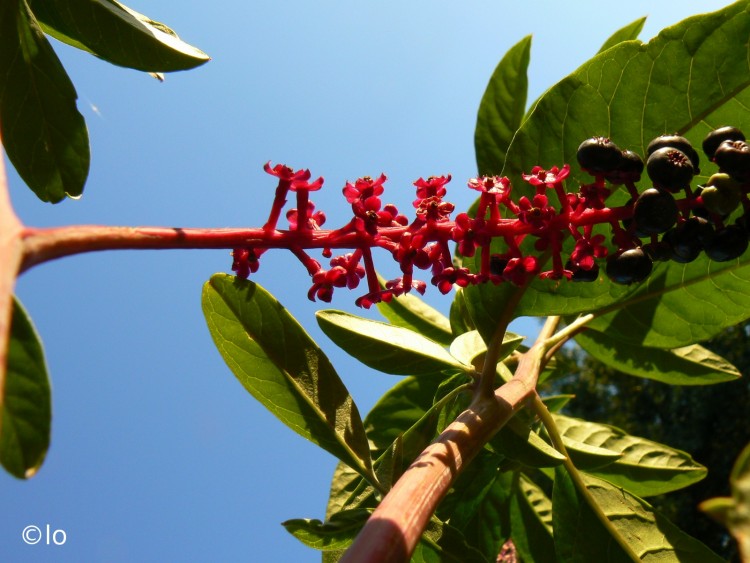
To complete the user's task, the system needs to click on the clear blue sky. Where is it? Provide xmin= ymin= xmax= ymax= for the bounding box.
xmin=1 ymin=1 xmax=733 ymax=561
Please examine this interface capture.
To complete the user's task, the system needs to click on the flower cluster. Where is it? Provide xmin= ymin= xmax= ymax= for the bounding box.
xmin=230 ymin=127 xmax=750 ymax=307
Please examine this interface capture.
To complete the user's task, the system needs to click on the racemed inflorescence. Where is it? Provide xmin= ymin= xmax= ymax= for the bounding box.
xmin=230 ymin=126 xmax=750 ymax=308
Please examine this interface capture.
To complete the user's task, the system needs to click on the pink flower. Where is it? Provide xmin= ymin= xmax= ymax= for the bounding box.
xmin=343 ymin=174 xmax=387 ymax=204
xmin=502 ymin=256 xmax=538 ymax=286
xmin=414 ymin=196 xmax=455 ymax=222
xmin=522 ymin=165 xmax=570 ymax=188
xmin=286 ymin=202 xmax=326 ymax=229
xmin=431 ymin=267 xmax=474 ymax=294
xmin=570 ymin=234 xmax=608 ymax=270
xmin=264 ymin=162 xmax=323 ymax=191
xmin=517 ymin=194 xmax=556 ymax=228
xmin=467 ymin=176 xmax=512 ymax=201
xmin=451 ymin=213 xmax=490 ymax=257
xmin=577 ymin=182 xmax=611 ymax=210
xmin=413 ymin=175 xmax=451 ymax=206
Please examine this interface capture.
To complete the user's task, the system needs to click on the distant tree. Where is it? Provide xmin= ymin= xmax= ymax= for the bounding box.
xmin=554 ymin=322 xmax=750 ymax=560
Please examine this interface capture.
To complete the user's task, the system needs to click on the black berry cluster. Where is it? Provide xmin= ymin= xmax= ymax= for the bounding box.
xmin=577 ymin=126 xmax=750 ymax=285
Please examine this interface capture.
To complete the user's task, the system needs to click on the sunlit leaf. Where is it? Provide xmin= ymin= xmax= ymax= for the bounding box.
xmin=598 ymin=16 xmax=646 ymax=53
xmin=553 ymin=469 xmax=724 ymax=562
xmin=30 ymin=0 xmax=209 ymax=72
xmin=510 ymin=473 xmax=556 ymax=563
xmin=202 ymin=275 xmax=373 ymax=480
xmin=316 ymin=310 xmax=468 ymax=377
xmin=0 ymin=0 xmax=89 ymax=202
xmin=487 ymin=416 xmax=565 ymax=468
xmin=376 ymin=279 xmax=453 ymax=347
xmin=552 ymin=414 xmax=706 ymax=496
xmin=448 ymin=330 xmax=523 ymax=368
xmin=283 ymin=509 xmax=371 ymax=551
xmin=700 ymin=440 xmax=750 ymax=561
xmin=475 ymin=35 xmax=531 ymax=176
xmin=575 ymin=329 xmax=741 ymax=384
xmin=467 ymin=2 xmax=750 ymax=343
xmin=0 ymin=297 xmax=51 ymax=479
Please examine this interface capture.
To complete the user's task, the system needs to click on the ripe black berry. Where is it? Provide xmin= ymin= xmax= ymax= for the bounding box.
xmin=566 ymin=261 xmax=600 ymax=282
xmin=632 ymin=187 xmax=678 ymax=236
xmin=647 ymin=134 xmax=700 ymax=174
xmin=703 ymin=126 xmax=745 ymax=160
xmin=489 ymin=255 xmax=508 ymax=277
xmin=604 ymin=149 xmax=644 ymax=184
xmin=704 ymin=225 xmax=749 ymax=262
xmin=577 ymin=137 xmax=623 ymax=174
xmin=605 ymin=248 xmax=652 ymax=285
xmin=646 ymin=147 xmax=694 ymax=192
xmin=713 ymin=140 xmax=750 ymax=182
xmin=661 ymin=217 xmax=714 ymax=263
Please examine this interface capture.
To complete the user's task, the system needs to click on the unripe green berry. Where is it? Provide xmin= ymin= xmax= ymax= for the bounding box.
xmin=700 ymin=173 xmax=743 ymax=216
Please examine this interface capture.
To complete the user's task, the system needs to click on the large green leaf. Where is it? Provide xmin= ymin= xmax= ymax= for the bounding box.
xmin=474 ymin=35 xmax=531 ymax=176
xmin=316 ymin=310 xmax=468 ymax=377
xmin=575 ymin=328 xmax=741 ymax=385
xmin=376 ymin=280 xmax=453 ymax=347
xmin=0 ymin=297 xmax=51 ymax=479
xmin=435 ymin=453 xmax=512 ymax=559
xmin=553 ymin=469 xmax=724 ymax=562
xmin=700 ymin=440 xmax=750 ymax=561
xmin=414 ymin=518 xmax=490 ymax=563
xmin=509 ymin=473 xmax=556 ymax=563
xmin=552 ymin=414 xmax=706 ymax=496
xmin=466 ymin=2 xmax=750 ymax=342
xmin=597 ymin=17 xmax=647 ymax=53
xmin=0 ymin=0 xmax=89 ymax=202
xmin=282 ymin=509 xmax=371 ymax=551
xmin=202 ymin=274 xmax=374 ymax=480
xmin=29 ymin=0 xmax=209 ymax=72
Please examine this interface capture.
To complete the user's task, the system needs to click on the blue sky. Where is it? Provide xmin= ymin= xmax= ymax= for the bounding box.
xmin=1 ymin=1 xmax=734 ymax=561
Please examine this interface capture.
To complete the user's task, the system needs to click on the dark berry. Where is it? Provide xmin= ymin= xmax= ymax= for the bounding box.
xmin=713 ymin=140 xmax=750 ymax=182
xmin=566 ymin=261 xmax=600 ymax=282
xmin=647 ymin=134 xmax=700 ymax=174
xmin=704 ymin=225 xmax=749 ymax=262
xmin=662 ymin=217 xmax=714 ymax=263
xmin=703 ymin=126 xmax=745 ymax=160
xmin=642 ymin=241 xmax=673 ymax=262
xmin=605 ymin=248 xmax=652 ymax=285
xmin=489 ymin=255 xmax=508 ymax=277
xmin=646 ymin=147 xmax=694 ymax=192
xmin=604 ymin=149 xmax=644 ymax=184
xmin=632 ymin=187 xmax=678 ymax=236
xmin=699 ymin=173 xmax=742 ymax=216
xmin=577 ymin=137 xmax=623 ymax=174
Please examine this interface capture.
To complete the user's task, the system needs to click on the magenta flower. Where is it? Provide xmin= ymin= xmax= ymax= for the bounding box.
xmin=517 ymin=194 xmax=556 ymax=229
xmin=343 ymin=174 xmax=387 ymax=204
xmin=502 ymin=256 xmax=539 ymax=286
xmin=570 ymin=234 xmax=608 ymax=270
xmin=452 ymin=213 xmax=490 ymax=257
xmin=522 ymin=164 xmax=570 ymax=188
xmin=468 ymin=175 xmax=512 ymax=200
xmin=431 ymin=267 xmax=474 ymax=294
xmin=413 ymin=175 xmax=452 ymax=206
xmin=286 ymin=202 xmax=326 ymax=230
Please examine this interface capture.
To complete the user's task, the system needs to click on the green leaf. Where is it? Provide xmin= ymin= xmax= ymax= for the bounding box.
xmin=475 ymin=35 xmax=531 ymax=176
xmin=362 ymin=376 xmax=442 ymax=457
xmin=553 ymin=468 xmax=724 ymax=562
xmin=448 ymin=288 xmax=474 ymax=337
xmin=448 ymin=329 xmax=524 ymax=368
xmin=700 ymin=440 xmax=750 ymax=561
xmin=597 ymin=17 xmax=647 ymax=53
xmin=0 ymin=0 xmax=89 ymax=202
xmin=202 ymin=274 xmax=374 ymax=481
xmin=435 ymin=453 xmax=512 ymax=559
xmin=467 ymin=2 xmax=750 ymax=343
xmin=0 ymin=297 xmax=51 ymax=479
xmin=283 ymin=509 xmax=371 ymax=551
xmin=29 ymin=0 xmax=209 ymax=72
xmin=414 ymin=518 xmax=490 ymax=563
xmin=552 ymin=414 xmax=706 ymax=496
xmin=376 ymin=279 xmax=452 ymax=347
xmin=510 ymin=473 xmax=556 ymax=563
xmin=316 ymin=310 xmax=468 ymax=377
xmin=575 ymin=328 xmax=741 ymax=385
xmin=487 ymin=416 xmax=566 ymax=468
